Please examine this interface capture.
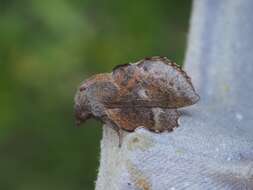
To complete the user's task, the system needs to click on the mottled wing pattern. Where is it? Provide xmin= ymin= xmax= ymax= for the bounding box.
xmin=108 ymin=57 xmax=199 ymax=109
xmin=75 ymin=56 xmax=199 ymax=136
xmin=106 ymin=107 xmax=180 ymax=132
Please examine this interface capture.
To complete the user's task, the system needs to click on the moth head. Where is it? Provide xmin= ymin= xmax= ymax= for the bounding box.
xmin=74 ymin=83 xmax=92 ymax=126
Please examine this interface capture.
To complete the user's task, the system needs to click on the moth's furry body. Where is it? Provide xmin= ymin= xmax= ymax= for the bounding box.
xmin=74 ymin=57 xmax=199 ymax=145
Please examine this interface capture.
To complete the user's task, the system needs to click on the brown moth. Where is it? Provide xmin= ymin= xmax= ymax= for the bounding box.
xmin=74 ymin=56 xmax=199 ymax=146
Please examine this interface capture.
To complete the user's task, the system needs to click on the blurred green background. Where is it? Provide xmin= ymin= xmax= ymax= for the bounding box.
xmin=0 ymin=0 xmax=191 ymax=189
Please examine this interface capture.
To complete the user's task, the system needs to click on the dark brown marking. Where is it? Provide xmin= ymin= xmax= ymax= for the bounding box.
xmin=112 ymin=63 xmax=131 ymax=73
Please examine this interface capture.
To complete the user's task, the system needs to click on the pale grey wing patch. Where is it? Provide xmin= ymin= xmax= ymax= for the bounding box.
xmin=150 ymin=108 xmax=180 ymax=132
xmin=137 ymin=57 xmax=200 ymax=107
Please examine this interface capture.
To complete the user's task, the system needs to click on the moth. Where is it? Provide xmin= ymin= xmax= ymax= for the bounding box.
xmin=74 ymin=56 xmax=199 ymax=146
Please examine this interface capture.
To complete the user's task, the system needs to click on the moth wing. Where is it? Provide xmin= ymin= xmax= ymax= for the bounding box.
xmin=106 ymin=108 xmax=180 ymax=132
xmin=108 ymin=57 xmax=199 ymax=108
xmin=80 ymin=74 xmax=119 ymax=103
xmin=106 ymin=108 xmax=155 ymax=131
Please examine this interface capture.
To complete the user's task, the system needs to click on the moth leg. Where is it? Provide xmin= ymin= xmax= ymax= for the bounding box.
xmin=167 ymin=128 xmax=173 ymax=132
xmin=117 ymin=128 xmax=123 ymax=148
xmin=106 ymin=121 xmax=123 ymax=147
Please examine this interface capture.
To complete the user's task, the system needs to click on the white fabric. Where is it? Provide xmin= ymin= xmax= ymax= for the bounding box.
xmin=95 ymin=0 xmax=253 ymax=189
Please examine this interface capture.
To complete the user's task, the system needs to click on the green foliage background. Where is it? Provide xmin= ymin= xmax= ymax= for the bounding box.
xmin=0 ymin=0 xmax=191 ymax=189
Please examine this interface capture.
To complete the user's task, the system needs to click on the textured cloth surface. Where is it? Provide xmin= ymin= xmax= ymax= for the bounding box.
xmin=96 ymin=0 xmax=253 ymax=189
